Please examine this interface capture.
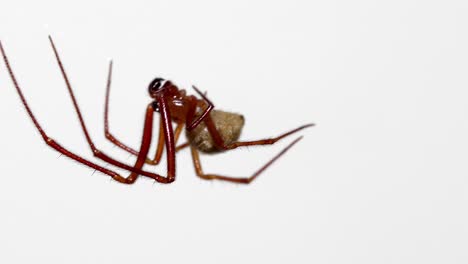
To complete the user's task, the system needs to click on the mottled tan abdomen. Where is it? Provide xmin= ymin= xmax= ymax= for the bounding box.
xmin=186 ymin=110 xmax=244 ymax=153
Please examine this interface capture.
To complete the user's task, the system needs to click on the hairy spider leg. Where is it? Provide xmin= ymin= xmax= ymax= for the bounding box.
xmin=190 ymin=136 xmax=304 ymax=183
xmin=204 ymin=113 xmax=314 ymax=150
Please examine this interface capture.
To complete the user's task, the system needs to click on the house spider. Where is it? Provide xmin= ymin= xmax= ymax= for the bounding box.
xmin=0 ymin=36 xmax=314 ymax=185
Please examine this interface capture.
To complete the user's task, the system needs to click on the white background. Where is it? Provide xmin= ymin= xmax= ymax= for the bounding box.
xmin=0 ymin=0 xmax=467 ymax=263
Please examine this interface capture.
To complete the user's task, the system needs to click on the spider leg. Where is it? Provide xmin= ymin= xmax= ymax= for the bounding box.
xmin=103 ymin=60 xmax=186 ymax=163
xmin=193 ymin=109 xmax=313 ymax=150
xmin=144 ymin=120 xmax=184 ymax=165
xmin=1 ymin=39 xmax=175 ymax=184
xmin=185 ymin=86 xmax=213 ymax=131
xmin=176 ymin=142 xmax=190 ymax=151
xmin=103 ymin=60 xmax=139 ymax=156
xmin=190 ymin=136 xmax=304 ymax=183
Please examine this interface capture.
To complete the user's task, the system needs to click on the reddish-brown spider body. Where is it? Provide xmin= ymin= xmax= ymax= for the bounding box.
xmin=0 ymin=36 xmax=314 ymax=185
xmin=149 ymin=79 xmax=245 ymax=153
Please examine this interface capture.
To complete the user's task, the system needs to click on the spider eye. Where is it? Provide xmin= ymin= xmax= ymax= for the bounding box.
xmin=148 ymin=77 xmax=165 ymax=93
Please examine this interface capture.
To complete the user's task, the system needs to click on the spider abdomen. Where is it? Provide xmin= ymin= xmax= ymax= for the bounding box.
xmin=186 ymin=110 xmax=244 ymax=153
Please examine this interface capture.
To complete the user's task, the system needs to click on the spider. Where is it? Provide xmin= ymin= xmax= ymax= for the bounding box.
xmin=0 ymin=36 xmax=314 ymax=185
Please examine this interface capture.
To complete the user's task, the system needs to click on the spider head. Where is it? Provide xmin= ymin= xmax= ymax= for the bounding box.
xmin=148 ymin=77 xmax=166 ymax=98
xmin=148 ymin=78 xmax=185 ymax=112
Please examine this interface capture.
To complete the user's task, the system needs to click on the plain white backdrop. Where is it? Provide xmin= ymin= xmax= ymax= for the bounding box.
xmin=0 ymin=0 xmax=467 ymax=263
